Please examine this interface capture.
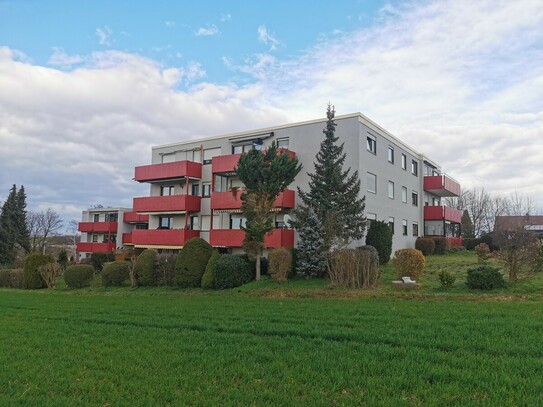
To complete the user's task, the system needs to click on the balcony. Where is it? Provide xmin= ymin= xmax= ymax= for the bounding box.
xmin=424 ymin=206 xmax=462 ymax=223
xmin=122 ymin=232 xmax=132 ymax=245
xmin=134 ymin=161 xmax=202 ymax=183
xmin=133 ymin=195 xmax=201 ymax=213
xmin=424 ymin=174 xmax=461 ymax=197
xmin=78 ymin=222 xmax=117 ymax=233
xmin=131 ymin=229 xmax=200 ymax=247
xmin=77 ymin=242 xmax=116 ymax=253
xmin=211 ymin=189 xmax=295 ymax=210
xmin=123 ymin=212 xmax=149 ymax=223
xmin=209 ymin=229 xmax=295 ymax=248
xmin=212 ymin=149 xmax=296 ymax=175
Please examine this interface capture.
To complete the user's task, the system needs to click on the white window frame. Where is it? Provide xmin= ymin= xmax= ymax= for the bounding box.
xmin=367 ymin=172 xmax=377 ymax=194
xmin=367 ymin=134 xmax=377 ymax=154
xmin=388 ymin=181 xmax=394 ymax=199
xmin=388 ymin=146 xmax=394 ymax=164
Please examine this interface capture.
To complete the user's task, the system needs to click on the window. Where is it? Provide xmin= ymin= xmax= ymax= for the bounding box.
xmin=203 ymin=147 xmax=221 ymax=164
xmin=388 ymin=181 xmax=394 ymax=199
xmin=161 ymin=185 xmax=174 ymax=196
xmin=401 ymin=154 xmax=407 ymax=170
xmin=162 ymin=153 xmax=175 ymax=163
xmin=93 ymin=214 xmax=100 ymax=222
xmin=412 ymin=191 xmax=419 ymax=206
xmin=232 ymin=145 xmax=243 ymax=154
xmin=366 ymin=172 xmax=377 ymax=193
xmin=402 ymin=220 xmax=408 ymax=236
xmin=388 ymin=146 xmax=394 ymax=164
xmin=191 ymin=183 xmax=200 ymax=196
xmin=367 ymin=213 xmax=377 ymax=221
xmin=402 ymin=187 xmax=407 ymax=203
xmin=277 ymin=138 xmax=289 ymax=149
xmin=202 ymin=183 xmax=211 ymax=198
xmin=367 ymin=134 xmax=376 ymax=154
xmin=200 ymin=215 xmax=210 ymax=231
xmin=190 ymin=216 xmax=199 ymax=230
xmin=230 ymin=215 xmax=246 ymax=229
xmin=412 ymin=222 xmax=419 ymax=237
xmin=92 ymin=234 xmax=98 ymax=243
xmin=105 ymin=213 xmax=118 ymax=222
xmin=388 ymin=217 xmax=395 ymax=235
xmin=411 ymin=160 xmax=418 ymax=176
xmin=432 ymin=197 xmax=440 ymax=206
xmin=159 ymin=216 xmax=173 ymax=229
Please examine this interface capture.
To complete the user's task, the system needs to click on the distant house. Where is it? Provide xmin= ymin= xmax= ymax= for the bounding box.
xmin=494 ymin=215 xmax=543 ymax=235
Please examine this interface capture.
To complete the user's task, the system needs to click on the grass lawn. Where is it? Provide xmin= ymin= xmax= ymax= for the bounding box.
xmin=1 ymin=251 xmax=542 ymax=406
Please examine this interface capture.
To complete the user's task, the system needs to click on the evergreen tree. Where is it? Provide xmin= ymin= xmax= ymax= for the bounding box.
xmin=0 ymin=185 xmax=18 ymax=264
xmin=236 ymin=142 xmax=302 ymax=280
xmin=365 ymin=220 xmax=393 ymax=265
xmin=15 ymin=186 xmax=31 ymax=253
xmin=294 ymin=104 xmax=366 ymax=250
xmin=296 ymin=208 xmax=326 ymax=277
xmin=461 ymin=209 xmax=474 ymax=238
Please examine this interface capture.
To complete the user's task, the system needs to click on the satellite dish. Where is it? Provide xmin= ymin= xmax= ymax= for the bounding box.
xmin=283 ymin=214 xmax=293 ymax=228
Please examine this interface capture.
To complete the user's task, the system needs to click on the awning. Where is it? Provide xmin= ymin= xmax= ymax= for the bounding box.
xmin=134 ymin=244 xmax=183 ymax=250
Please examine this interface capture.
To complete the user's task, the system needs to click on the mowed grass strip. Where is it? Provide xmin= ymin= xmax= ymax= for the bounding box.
xmin=1 ymin=290 xmax=542 ymax=406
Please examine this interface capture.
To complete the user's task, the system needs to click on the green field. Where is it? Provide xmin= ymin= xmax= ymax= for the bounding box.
xmin=1 ymin=252 xmax=543 ymax=406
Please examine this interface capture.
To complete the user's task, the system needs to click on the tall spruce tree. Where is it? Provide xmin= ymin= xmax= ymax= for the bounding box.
xmin=461 ymin=209 xmax=474 ymax=238
xmin=15 ymin=186 xmax=31 ymax=253
xmin=294 ymin=104 xmax=366 ymax=251
xmin=0 ymin=185 xmax=18 ymax=264
xmin=296 ymin=208 xmax=326 ymax=277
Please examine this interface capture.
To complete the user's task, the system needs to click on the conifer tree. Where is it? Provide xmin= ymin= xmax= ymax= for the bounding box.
xmin=296 ymin=208 xmax=326 ymax=277
xmin=15 ymin=186 xmax=31 ymax=253
xmin=294 ymin=104 xmax=366 ymax=251
xmin=461 ymin=209 xmax=474 ymax=238
xmin=0 ymin=185 xmax=18 ymax=264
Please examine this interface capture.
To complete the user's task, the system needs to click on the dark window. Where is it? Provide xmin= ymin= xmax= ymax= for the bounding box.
xmin=402 ymin=220 xmax=408 ymax=236
xmin=413 ymin=222 xmax=419 ymax=237
xmin=93 ymin=214 xmax=99 ymax=222
xmin=388 ymin=146 xmax=394 ymax=164
xmin=191 ymin=183 xmax=200 ymax=196
xmin=367 ymin=135 xmax=377 ymax=154
xmin=232 ymin=145 xmax=243 ymax=154
xmin=159 ymin=216 xmax=173 ymax=229
xmin=92 ymin=234 xmax=98 ymax=243
xmin=412 ymin=192 xmax=419 ymax=206
xmin=161 ymin=185 xmax=174 ymax=196
xmin=401 ymin=154 xmax=407 ymax=170
xmin=277 ymin=138 xmax=289 ymax=149
xmin=202 ymin=184 xmax=211 ymax=197
xmin=388 ymin=217 xmax=394 ymax=235
xmin=412 ymin=160 xmax=418 ymax=176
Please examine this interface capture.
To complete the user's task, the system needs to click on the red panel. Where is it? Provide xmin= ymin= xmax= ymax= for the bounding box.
xmin=210 ymin=189 xmax=295 ymax=210
xmin=134 ymin=161 xmax=202 ymax=182
xmin=212 ymin=154 xmax=241 ymax=174
xmin=122 ymin=232 xmax=132 ymax=244
xmin=423 ymin=175 xmax=461 ymax=197
xmin=131 ymin=229 xmax=200 ymax=246
xmin=133 ymin=195 xmax=201 ymax=213
xmin=78 ymin=222 xmax=117 ymax=233
xmin=209 ymin=229 xmax=294 ymax=248
xmin=123 ymin=212 xmax=149 ymax=223
xmin=77 ymin=242 xmax=116 ymax=253
xmin=447 ymin=237 xmax=463 ymax=247
xmin=424 ymin=206 xmax=462 ymax=223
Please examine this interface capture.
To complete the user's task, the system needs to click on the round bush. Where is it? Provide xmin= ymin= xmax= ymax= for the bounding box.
xmin=214 ymin=254 xmax=253 ymax=289
xmin=365 ymin=220 xmax=392 ymax=264
xmin=393 ymin=248 xmax=426 ymax=280
xmin=415 ymin=238 xmax=435 ymax=256
xmin=101 ymin=261 xmax=129 ymax=286
xmin=268 ymin=248 xmax=292 ymax=282
xmin=135 ymin=249 xmax=157 ymax=286
xmin=438 ymin=269 xmax=456 ymax=288
xmin=466 ymin=265 xmax=506 ymax=290
xmin=64 ymin=264 xmax=94 ymax=289
xmin=90 ymin=252 xmax=115 ymax=271
xmin=201 ymin=250 xmax=220 ymax=289
xmin=175 ymin=238 xmax=213 ymax=288
xmin=23 ymin=253 xmax=55 ymax=289
xmin=432 ymin=237 xmax=450 ymax=254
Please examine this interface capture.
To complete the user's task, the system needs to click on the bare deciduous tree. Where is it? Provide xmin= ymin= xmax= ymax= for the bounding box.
xmin=27 ymin=208 xmax=63 ymax=254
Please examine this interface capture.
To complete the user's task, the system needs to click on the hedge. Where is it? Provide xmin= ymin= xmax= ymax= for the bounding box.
xmin=64 ymin=265 xmax=94 ymax=289
xmin=101 ymin=261 xmax=129 ymax=286
xmin=175 ymin=238 xmax=213 ymax=288
xmin=415 ymin=238 xmax=435 ymax=256
xmin=214 ymin=254 xmax=253 ymax=289
xmin=135 ymin=249 xmax=157 ymax=286
xmin=201 ymin=250 xmax=220 ymax=289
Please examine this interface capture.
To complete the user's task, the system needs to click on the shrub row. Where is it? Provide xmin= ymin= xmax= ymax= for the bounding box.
xmin=0 ymin=269 xmax=24 ymax=288
xmin=64 ymin=265 xmax=94 ymax=288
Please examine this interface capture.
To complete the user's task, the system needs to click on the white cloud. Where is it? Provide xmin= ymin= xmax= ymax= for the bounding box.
xmin=257 ymin=25 xmax=280 ymax=51
xmin=195 ymin=24 xmax=219 ymax=36
xmin=96 ymin=26 xmax=112 ymax=45
xmin=48 ymin=47 xmax=85 ymax=67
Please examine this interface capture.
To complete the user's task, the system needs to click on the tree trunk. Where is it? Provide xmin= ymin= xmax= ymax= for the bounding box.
xmin=256 ymin=252 xmax=261 ymax=280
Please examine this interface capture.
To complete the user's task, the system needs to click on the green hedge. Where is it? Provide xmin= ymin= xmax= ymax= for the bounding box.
xmin=201 ymin=250 xmax=220 ymax=289
xmin=101 ymin=261 xmax=129 ymax=286
xmin=466 ymin=265 xmax=506 ymax=290
xmin=90 ymin=252 xmax=115 ymax=271
xmin=64 ymin=265 xmax=94 ymax=289
xmin=135 ymin=249 xmax=157 ymax=286
xmin=0 ymin=269 xmax=24 ymax=288
xmin=214 ymin=254 xmax=253 ymax=289
xmin=23 ymin=253 xmax=55 ymax=289
xmin=365 ymin=220 xmax=392 ymax=264
xmin=175 ymin=238 xmax=213 ymax=288
xmin=432 ymin=237 xmax=450 ymax=254
xmin=415 ymin=238 xmax=435 ymax=256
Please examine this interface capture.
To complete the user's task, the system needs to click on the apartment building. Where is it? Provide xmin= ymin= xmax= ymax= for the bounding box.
xmin=76 ymin=207 xmax=149 ymax=259
xmin=129 ymin=112 xmax=462 ymax=254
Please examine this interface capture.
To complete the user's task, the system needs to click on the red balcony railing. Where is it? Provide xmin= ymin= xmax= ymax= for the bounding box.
xmin=131 ymin=229 xmax=200 ymax=247
xmin=210 ymin=189 xmax=295 ymax=210
xmin=134 ymin=161 xmax=202 ymax=182
xmin=78 ymin=222 xmax=117 ymax=233
xmin=133 ymin=195 xmax=201 ymax=213
xmin=77 ymin=242 xmax=116 ymax=253
xmin=424 ymin=206 xmax=462 ymax=223
xmin=212 ymin=149 xmax=296 ymax=175
xmin=122 ymin=233 xmax=132 ymax=245
xmin=123 ymin=212 xmax=149 ymax=223
xmin=209 ymin=229 xmax=294 ymax=248
xmin=424 ymin=175 xmax=461 ymax=197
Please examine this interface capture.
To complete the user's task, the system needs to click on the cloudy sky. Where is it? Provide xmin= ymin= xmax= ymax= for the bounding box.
xmin=1 ymin=0 xmax=542 ymax=227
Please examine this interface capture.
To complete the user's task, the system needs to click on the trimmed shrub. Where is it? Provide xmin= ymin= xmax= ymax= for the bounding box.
xmin=393 ymin=248 xmax=426 ymax=280
xmin=23 ymin=253 xmax=55 ymax=289
xmin=268 ymin=248 xmax=292 ymax=282
xmin=214 ymin=254 xmax=252 ymax=289
xmin=135 ymin=249 xmax=157 ymax=286
xmin=64 ymin=265 xmax=94 ymax=288
xmin=432 ymin=237 xmax=450 ymax=255
xmin=0 ymin=269 xmax=24 ymax=288
xmin=365 ymin=220 xmax=393 ymax=264
xmin=480 ymin=233 xmax=498 ymax=251
xmin=201 ymin=250 xmax=220 ymax=289
xmin=438 ymin=269 xmax=456 ymax=288
xmin=415 ymin=238 xmax=435 ymax=256
xmin=175 ymin=238 xmax=213 ymax=288
xmin=101 ymin=261 xmax=129 ymax=286
xmin=475 ymin=243 xmax=492 ymax=263
xmin=466 ymin=265 xmax=506 ymax=290
xmin=462 ymin=238 xmax=480 ymax=251
xmin=90 ymin=252 xmax=115 ymax=272
xmin=155 ymin=254 xmax=177 ymax=286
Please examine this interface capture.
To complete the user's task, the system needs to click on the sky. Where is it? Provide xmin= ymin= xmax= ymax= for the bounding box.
xmin=1 ymin=0 xmax=542 ymax=229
